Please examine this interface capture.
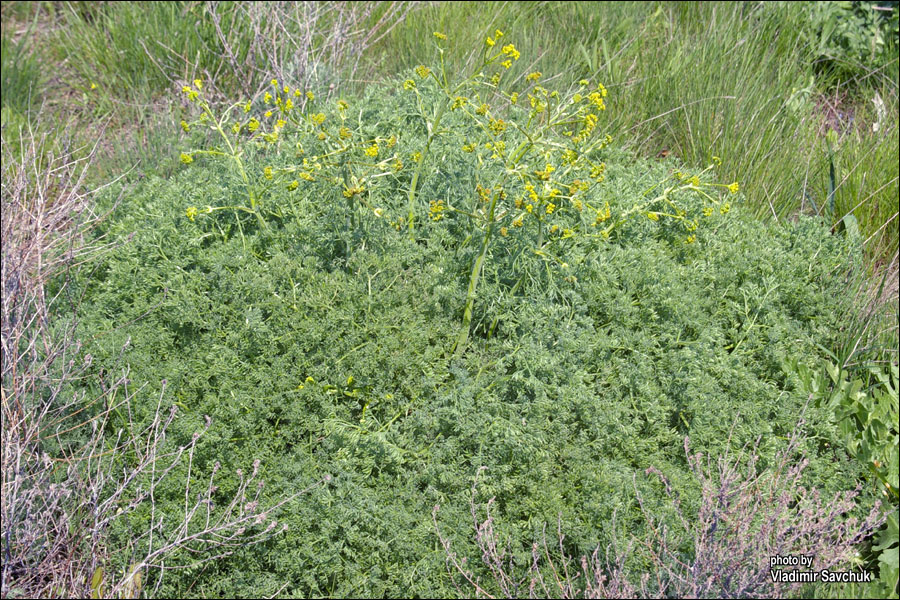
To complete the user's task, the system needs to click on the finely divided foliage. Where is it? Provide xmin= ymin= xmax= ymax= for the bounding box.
xmin=2 ymin=9 xmax=896 ymax=599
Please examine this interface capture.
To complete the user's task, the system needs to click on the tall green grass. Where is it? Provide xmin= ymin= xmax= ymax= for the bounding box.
xmin=369 ymin=1 xmax=899 ymax=263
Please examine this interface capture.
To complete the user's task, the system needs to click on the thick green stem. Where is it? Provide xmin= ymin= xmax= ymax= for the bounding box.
xmin=204 ymin=103 xmax=262 ymax=227
xmin=453 ymin=192 xmax=498 ymax=359
xmin=407 ymin=99 xmax=448 ymax=239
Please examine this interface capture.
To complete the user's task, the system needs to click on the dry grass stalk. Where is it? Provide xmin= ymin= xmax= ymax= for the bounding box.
xmin=435 ymin=422 xmax=885 ymax=599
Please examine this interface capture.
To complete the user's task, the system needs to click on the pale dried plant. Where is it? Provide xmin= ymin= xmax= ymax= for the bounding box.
xmin=1 ymin=129 xmax=325 ymax=598
xmin=435 ymin=421 xmax=885 ymax=598
xmin=148 ymin=1 xmax=416 ymax=101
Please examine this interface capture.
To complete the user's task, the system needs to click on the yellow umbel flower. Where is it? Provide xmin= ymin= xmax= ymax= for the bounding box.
xmin=429 ymin=199 xmax=446 ymax=221
xmin=343 ymin=185 xmax=365 ymax=198
xmin=488 ymin=118 xmax=506 ymax=136
xmin=526 ymin=72 xmax=542 ymax=82
xmin=727 ymin=182 xmax=739 ymax=194
xmin=415 ymin=65 xmax=431 ymax=78
xmin=186 ymin=206 xmax=198 ymax=221
xmin=365 ymin=144 xmax=379 ymax=157
xmin=180 ymin=152 xmax=193 ymax=165
xmin=433 ymin=32 xmax=447 ymax=40
xmin=501 ymin=43 xmax=520 ymax=60
xmin=595 ymin=202 xmax=611 ymax=224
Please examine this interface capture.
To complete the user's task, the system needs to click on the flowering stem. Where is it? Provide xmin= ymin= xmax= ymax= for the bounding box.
xmin=407 ymin=99 xmax=448 ymax=239
xmin=202 ymin=103 xmax=264 ymax=228
xmin=453 ymin=190 xmax=499 ymax=359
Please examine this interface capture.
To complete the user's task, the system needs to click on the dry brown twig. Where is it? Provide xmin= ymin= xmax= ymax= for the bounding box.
xmin=1 ymin=125 xmax=326 ymax=598
xmin=435 ymin=419 xmax=885 ymax=599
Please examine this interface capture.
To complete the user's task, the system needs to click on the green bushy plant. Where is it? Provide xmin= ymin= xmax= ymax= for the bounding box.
xmin=69 ymin=122 xmax=873 ymax=596
xmin=176 ymin=31 xmax=739 ymax=358
xmin=803 ymin=1 xmax=899 ymax=81
xmin=792 ymin=359 xmax=899 ymax=596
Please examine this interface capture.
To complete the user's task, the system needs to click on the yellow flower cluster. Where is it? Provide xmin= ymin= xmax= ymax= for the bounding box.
xmin=534 ymin=164 xmax=555 ymax=181
xmin=181 ymin=85 xmax=199 ymax=102
xmin=429 ymin=199 xmax=446 ymax=221
xmin=488 ymin=118 xmax=506 ymax=136
xmin=501 ymin=43 xmax=520 ymax=60
xmin=594 ymin=202 xmax=611 ymax=225
xmin=343 ymin=184 xmax=365 ymax=198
